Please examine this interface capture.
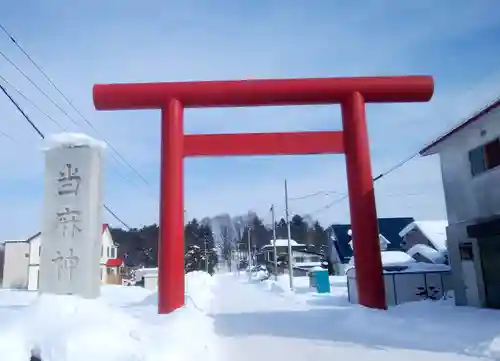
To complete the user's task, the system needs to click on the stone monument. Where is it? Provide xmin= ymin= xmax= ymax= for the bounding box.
xmin=38 ymin=133 xmax=105 ymax=298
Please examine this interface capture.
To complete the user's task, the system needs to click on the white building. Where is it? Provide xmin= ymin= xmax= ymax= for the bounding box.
xmin=259 ymin=239 xmax=323 ymax=273
xmin=420 ymin=97 xmax=500 ymax=308
xmin=2 ymin=223 xmax=121 ymax=290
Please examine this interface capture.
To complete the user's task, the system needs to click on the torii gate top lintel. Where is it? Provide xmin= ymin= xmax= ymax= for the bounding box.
xmin=93 ymin=75 xmax=434 ymax=110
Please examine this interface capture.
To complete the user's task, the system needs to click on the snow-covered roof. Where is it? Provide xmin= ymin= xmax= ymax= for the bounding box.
xmin=399 ymin=220 xmax=448 ymax=251
xmin=3 ymin=239 xmax=27 ymax=244
xmin=348 ymin=234 xmax=391 ymax=249
xmin=262 ymin=239 xmax=303 ymax=248
xmin=348 ymin=251 xmax=415 ymax=268
xmin=407 ymin=244 xmax=446 ymax=264
xmin=381 ymin=251 xmax=416 ymax=266
xmin=420 ymin=97 xmax=500 ymax=156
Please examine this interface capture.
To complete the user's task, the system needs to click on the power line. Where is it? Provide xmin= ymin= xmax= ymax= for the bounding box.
xmin=0 ymin=75 xmax=157 ymax=201
xmin=103 ymin=204 xmax=132 ymax=230
xmin=0 ymin=82 xmax=133 ymax=230
xmin=0 ymin=73 xmax=67 ymax=131
xmin=0 ymin=128 xmax=15 ymax=141
xmin=0 ymin=82 xmax=44 ymax=139
xmin=0 ymin=24 xmax=153 ymax=187
xmin=288 ymin=190 xmax=343 ymax=201
xmin=0 ymin=73 xmax=159 ymax=201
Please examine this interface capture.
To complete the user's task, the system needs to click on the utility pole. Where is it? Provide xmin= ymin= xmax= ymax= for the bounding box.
xmin=271 ymin=204 xmax=278 ymax=281
xmin=247 ymin=226 xmax=252 ymax=281
xmin=284 ymin=179 xmax=294 ymax=290
xmin=204 ymin=236 xmax=209 ymax=273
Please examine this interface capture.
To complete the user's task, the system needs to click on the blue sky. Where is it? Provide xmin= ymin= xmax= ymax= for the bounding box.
xmin=0 ymin=0 xmax=499 ymax=239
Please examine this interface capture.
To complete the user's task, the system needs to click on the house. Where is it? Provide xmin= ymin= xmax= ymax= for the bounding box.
xmin=256 ymin=239 xmax=324 ymax=276
xmin=2 ymin=223 xmax=121 ymax=290
xmin=399 ymin=220 xmax=448 ymax=264
xmin=1 ymin=240 xmax=30 ymax=289
xmin=419 ymin=97 xmax=500 ymax=308
xmin=260 ymin=238 xmax=308 ymax=255
xmin=327 ymin=217 xmax=414 ymax=263
xmin=258 ymin=238 xmax=309 ymax=263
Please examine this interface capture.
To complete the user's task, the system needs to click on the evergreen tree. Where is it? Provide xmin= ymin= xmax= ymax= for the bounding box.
xmin=308 ymin=221 xmax=328 ymax=252
xmin=275 ymin=218 xmax=288 ymax=239
xmin=220 ymin=225 xmax=236 ymax=269
xmin=290 ymin=214 xmax=308 ymax=243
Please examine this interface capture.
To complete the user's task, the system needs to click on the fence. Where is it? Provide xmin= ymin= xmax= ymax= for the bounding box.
xmin=346 ymin=268 xmax=453 ymax=306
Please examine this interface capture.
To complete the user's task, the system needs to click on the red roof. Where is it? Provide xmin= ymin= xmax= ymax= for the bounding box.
xmin=420 ymin=97 xmax=500 ymax=155
xmin=106 ymin=258 xmax=122 ymax=267
xmin=102 ymin=223 xmax=109 ymax=233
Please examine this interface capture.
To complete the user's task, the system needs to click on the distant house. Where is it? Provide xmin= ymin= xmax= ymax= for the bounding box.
xmin=2 ymin=224 xmax=121 ymax=290
xmin=399 ymin=220 xmax=448 ymax=264
xmin=257 ymin=239 xmax=323 ymax=275
xmin=327 ymin=217 xmax=414 ymax=263
xmin=258 ymin=238 xmax=310 ymax=263
xmin=261 ymin=239 xmax=307 ymax=254
xmin=419 ymin=97 xmax=500 ymax=308
xmin=1 ymin=239 xmax=29 ymax=289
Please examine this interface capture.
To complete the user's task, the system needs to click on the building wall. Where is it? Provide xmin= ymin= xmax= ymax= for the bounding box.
xmin=28 ymin=265 xmax=40 ymax=291
xmin=428 ymin=105 xmax=500 ymax=308
xmin=3 ymin=242 xmax=30 ymax=289
xmin=434 ymin=106 xmax=500 ymax=224
xmin=100 ymin=228 xmax=118 ymax=264
xmin=29 ymin=236 xmax=41 ymax=266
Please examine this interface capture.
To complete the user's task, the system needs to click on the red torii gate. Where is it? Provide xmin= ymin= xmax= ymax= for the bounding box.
xmin=93 ymin=76 xmax=434 ymax=314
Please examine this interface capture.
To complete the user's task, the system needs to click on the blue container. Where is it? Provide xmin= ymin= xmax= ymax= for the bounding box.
xmin=313 ymin=269 xmax=331 ymax=294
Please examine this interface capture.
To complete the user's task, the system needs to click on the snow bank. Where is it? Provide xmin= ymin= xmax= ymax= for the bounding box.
xmin=0 ymin=272 xmax=216 ymax=361
xmin=261 ymin=275 xmax=294 ymax=294
xmin=43 ymin=132 xmax=107 ymax=150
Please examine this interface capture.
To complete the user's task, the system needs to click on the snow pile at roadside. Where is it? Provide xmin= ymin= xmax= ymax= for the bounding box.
xmin=186 ymin=271 xmax=216 ymax=311
xmin=0 ymin=271 xmax=216 ymax=361
xmin=258 ymin=274 xmax=294 ymax=294
xmin=248 ymin=274 xmax=500 ymax=360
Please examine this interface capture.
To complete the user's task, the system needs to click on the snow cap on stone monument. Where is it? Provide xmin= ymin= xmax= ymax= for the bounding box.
xmin=43 ymin=132 xmax=107 ymax=151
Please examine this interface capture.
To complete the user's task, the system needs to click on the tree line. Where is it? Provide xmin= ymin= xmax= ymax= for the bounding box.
xmin=110 ymin=214 xmax=330 ymax=270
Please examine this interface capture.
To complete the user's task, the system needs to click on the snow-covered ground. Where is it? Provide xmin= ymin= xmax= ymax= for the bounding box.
xmin=0 ymin=271 xmax=217 ymax=361
xmin=214 ymin=273 xmax=500 ymax=361
xmin=2 ymin=270 xmax=500 ymax=360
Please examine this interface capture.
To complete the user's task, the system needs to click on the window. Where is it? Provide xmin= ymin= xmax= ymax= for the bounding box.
xmin=107 ymin=247 xmax=110 ymax=258
xmin=39 ymin=245 xmax=42 ymax=257
xmin=459 ymin=243 xmax=474 ymax=261
xmin=469 ymin=138 xmax=500 ymax=176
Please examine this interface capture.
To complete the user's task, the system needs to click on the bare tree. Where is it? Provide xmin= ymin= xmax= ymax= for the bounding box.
xmin=220 ymin=225 xmax=235 ymax=270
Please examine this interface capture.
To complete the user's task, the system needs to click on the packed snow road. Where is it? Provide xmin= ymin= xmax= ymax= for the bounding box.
xmin=210 ymin=273 xmax=496 ymax=361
